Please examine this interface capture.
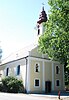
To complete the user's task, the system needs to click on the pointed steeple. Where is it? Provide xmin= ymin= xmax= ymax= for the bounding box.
xmin=37 ymin=6 xmax=47 ymax=24
xmin=35 ymin=6 xmax=47 ymax=44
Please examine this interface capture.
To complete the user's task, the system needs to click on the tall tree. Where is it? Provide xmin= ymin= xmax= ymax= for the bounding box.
xmin=38 ymin=0 xmax=69 ymax=83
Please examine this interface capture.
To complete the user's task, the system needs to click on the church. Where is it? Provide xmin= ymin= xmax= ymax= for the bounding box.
xmin=0 ymin=6 xmax=65 ymax=93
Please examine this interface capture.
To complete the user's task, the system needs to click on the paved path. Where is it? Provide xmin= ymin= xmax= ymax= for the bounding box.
xmin=0 ymin=92 xmax=69 ymax=100
xmin=30 ymin=94 xmax=69 ymax=100
xmin=0 ymin=93 xmax=56 ymax=100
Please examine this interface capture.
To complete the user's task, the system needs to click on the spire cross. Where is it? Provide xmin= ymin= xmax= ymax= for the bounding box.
xmin=42 ymin=3 xmax=45 ymax=11
xmin=42 ymin=3 xmax=45 ymax=6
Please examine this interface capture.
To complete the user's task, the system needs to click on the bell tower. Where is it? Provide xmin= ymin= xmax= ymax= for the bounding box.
xmin=35 ymin=6 xmax=47 ymax=44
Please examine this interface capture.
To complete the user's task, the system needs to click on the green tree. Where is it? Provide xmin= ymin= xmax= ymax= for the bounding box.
xmin=38 ymin=0 xmax=69 ymax=85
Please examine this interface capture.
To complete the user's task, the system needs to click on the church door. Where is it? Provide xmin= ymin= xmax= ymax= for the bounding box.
xmin=45 ymin=81 xmax=51 ymax=93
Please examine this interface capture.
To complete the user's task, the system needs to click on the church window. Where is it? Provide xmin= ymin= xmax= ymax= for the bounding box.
xmin=35 ymin=63 xmax=40 ymax=72
xmin=56 ymin=80 xmax=60 ymax=86
xmin=38 ymin=29 xmax=40 ymax=35
xmin=34 ymin=79 xmax=40 ymax=87
xmin=37 ymin=25 xmax=40 ymax=35
xmin=6 ymin=68 xmax=9 ymax=76
xmin=56 ymin=66 xmax=60 ymax=74
xmin=17 ymin=65 xmax=20 ymax=75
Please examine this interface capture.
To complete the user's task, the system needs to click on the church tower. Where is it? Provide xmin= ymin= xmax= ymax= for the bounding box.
xmin=36 ymin=6 xmax=47 ymax=44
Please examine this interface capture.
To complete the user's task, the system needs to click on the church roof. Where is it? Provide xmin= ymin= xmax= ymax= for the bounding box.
xmin=0 ymin=43 xmax=50 ymax=65
xmin=37 ymin=6 xmax=47 ymax=24
xmin=1 ymin=44 xmax=37 ymax=65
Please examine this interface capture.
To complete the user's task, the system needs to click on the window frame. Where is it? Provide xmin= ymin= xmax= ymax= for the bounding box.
xmin=6 ymin=67 xmax=9 ymax=76
xmin=34 ymin=63 xmax=40 ymax=73
xmin=56 ymin=79 xmax=60 ymax=87
xmin=16 ymin=65 xmax=20 ymax=75
xmin=38 ymin=28 xmax=40 ymax=35
xmin=34 ymin=78 xmax=40 ymax=88
xmin=55 ymin=65 xmax=60 ymax=74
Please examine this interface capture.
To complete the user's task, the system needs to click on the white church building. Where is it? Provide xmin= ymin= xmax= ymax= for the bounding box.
xmin=0 ymin=6 xmax=65 ymax=93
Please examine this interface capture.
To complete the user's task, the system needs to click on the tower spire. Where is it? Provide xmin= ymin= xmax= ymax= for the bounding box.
xmin=37 ymin=4 xmax=47 ymax=24
xmin=35 ymin=5 xmax=47 ymax=44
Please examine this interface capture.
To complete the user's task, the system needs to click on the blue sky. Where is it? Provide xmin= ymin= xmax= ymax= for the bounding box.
xmin=0 ymin=0 xmax=50 ymax=59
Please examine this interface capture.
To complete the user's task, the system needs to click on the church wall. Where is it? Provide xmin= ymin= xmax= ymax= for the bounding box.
xmin=27 ymin=56 xmax=45 ymax=93
xmin=53 ymin=62 xmax=64 ymax=91
xmin=0 ymin=56 xmax=65 ymax=93
xmin=29 ymin=59 xmax=43 ymax=93
xmin=44 ymin=61 xmax=52 ymax=82
xmin=0 ymin=58 xmax=27 ymax=89
xmin=27 ymin=56 xmax=64 ymax=93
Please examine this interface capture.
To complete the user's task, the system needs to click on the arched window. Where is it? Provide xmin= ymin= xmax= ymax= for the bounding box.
xmin=37 ymin=25 xmax=40 ymax=35
xmin=38 ymin=29 xmax=40 ymax=35
xmin=35 ymin=63 xmax=40 ymax=72
xmin=56 ymin=66 xmax=60 ymax=74
xmin=56 ymin=79 xmax=60 ymax=86
xmin=17 ymin=65 xmax=20 ymax=75
xmin=6 ymin=68 xmax=9 ymax=76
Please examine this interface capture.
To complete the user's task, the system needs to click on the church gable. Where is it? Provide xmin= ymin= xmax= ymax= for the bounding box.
xmin=29 ymin=46 xmax=42 ymax=58
xmin=29 ymin=46 xmax=49 ymax=60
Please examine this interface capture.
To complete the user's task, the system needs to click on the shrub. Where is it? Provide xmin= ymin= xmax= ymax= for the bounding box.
xmin=1 ymin=76 xmax=24 ymax=93
xmin=0 ymin=83 xmax=3 ymax=91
